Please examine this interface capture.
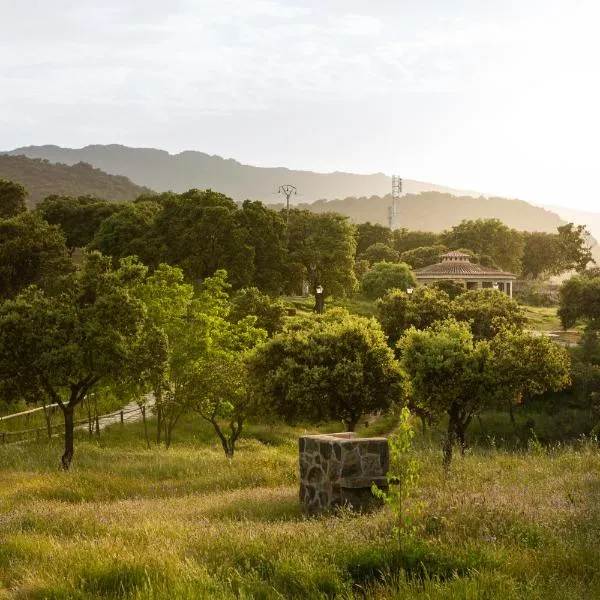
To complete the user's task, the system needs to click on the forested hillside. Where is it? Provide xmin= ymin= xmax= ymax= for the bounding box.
xmin=7 ymin=144 xmax=476 ymax=202
xmin=0 ymin=154 xmax=151 ymax=206
xmin=300 ymin=192 xmax=565 ymax=233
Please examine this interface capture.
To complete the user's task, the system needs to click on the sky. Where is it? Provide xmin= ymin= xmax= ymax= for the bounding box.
xmin=1 ymin=0 xmax=599 ymax=212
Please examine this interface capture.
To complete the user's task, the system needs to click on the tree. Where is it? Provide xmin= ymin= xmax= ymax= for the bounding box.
xmin=287 ymin=210 xmax=358 ymax=296
xmin=90 ymin=201 xmax=162 ymax=267
xmin=521 ymin=231 xmax=563 ymax=279
xmin=238 ymin=200 xmax=288 ymax=294
xmin=362 ymin=243 xmax=399 ymax=264
xmin=356 ymin=222 xmax=393 ymax=256
xmin=0 ymin=253 xmax=157 ymax=468
xmin=557 ymin=223 xmax=594 ymax=273
xmin=392 ymin=229 xmax=441 ymax=254
xmin=442 ymin=219 xmax=524 ymax=274
xmin=152 ymin=189 xmax=254 ymax=288
xmin=377 ymin=287 xmax=451 ymax=348
xmin=399 ymin=320 xmax=491 ymax=467
xmin=133 ymin=267 xmax=266 ymax=449
xmin=521 ymin=225 xmax=594 ymax=279
xmin=451 ymin=288 xmax=526 ymax=340
xmin=399 ymin=245 xmax=448 ymax=269
xmin=0 ymin=178 xmax=27 ymax=217
xmin=228 ymin=287 xmax=286 ymax=336
xmin=430 ymin=279 xmax=466 ymax=299
xmin=488 ymin=328 xmax=571 ymax=422
xmin=250 ymin=310 xmax=404 ymax=431
xmin=361 ymin=262 xmax=416 ymax=300
xmin=558 ymin=275 xmax=600 ymax=329
xmin=37 ymin=195 xmax=122 ymax=253
xmin=0 ymin=212 xmax=73 ymax=300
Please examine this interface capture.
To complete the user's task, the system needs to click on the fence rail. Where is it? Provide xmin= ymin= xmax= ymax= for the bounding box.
xmin=0 ymin=405 xmax=146 ymax=445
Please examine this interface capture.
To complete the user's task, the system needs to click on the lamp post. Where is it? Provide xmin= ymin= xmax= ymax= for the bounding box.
xmin=406 ymin=287 xmax=414 ymax=296
xmin=315 ymin=285 xmax=325 ymax=314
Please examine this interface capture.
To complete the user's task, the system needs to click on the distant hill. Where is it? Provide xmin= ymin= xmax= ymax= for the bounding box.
xmin=0 ymin=154 xmax=152 ymax=207
xmin=294 ymin=192 xmax=566 ymax=233
xmin=7 ymin=144 xmax=477 ymax=203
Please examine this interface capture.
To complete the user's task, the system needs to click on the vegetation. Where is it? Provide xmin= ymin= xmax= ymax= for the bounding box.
xmin=361 ymin=262 xmax=416 ymax=300
xmin=1 ymin=413 xmax=600 ymax=599
xmin=0 ymin=154 xmax=150 ymax=206
xmin=250 ymin=310 xmax=404 ymax=431
xmin=0 ymin=171 xmax=597 ymax=598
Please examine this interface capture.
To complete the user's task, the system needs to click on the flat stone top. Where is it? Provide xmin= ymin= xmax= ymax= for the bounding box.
xmin=301 ymin=433 xmax=388 ymax=444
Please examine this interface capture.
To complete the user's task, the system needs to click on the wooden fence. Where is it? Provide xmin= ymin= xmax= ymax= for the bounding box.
xmin=0 ymin=405 xmax=146 ymax=445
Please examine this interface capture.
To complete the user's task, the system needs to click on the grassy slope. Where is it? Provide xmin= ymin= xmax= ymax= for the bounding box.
xmin=1 ymin=415 xmax=599 ymax=599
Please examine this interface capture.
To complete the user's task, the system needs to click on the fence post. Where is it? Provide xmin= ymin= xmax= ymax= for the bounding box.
xmin=120 ymin=410 xmax=124 ymax=425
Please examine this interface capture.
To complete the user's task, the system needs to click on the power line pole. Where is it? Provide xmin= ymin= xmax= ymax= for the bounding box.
xmin=278 ymin=184 xmax=297 ymax=229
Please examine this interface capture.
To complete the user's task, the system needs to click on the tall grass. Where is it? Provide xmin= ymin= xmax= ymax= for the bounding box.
xmin=1 ymin=414 xmax=599 ymax=599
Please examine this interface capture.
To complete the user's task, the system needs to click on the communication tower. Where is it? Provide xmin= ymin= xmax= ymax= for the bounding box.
xmin=388 ymin=175 xmax=402 ymax=230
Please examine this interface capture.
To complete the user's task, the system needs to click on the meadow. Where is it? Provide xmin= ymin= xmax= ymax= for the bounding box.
xmin=1 ymin=411 xmax=599 ymax=599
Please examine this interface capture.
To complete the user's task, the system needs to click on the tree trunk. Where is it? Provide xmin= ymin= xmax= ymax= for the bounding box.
xmin=509 ymin=402 xmax=515 ymax=425
xmin=345 ymin=415 xmax=359 ymax=432
xmin=142 ymin=405 xmax=150 ymax=450
xmin=156 ymin=404 xmax=163 ymax=444
xmin=443 ymin=406 xmax=459 ymax=469
xmin=61 ymin=405 xmax=75 ymax=470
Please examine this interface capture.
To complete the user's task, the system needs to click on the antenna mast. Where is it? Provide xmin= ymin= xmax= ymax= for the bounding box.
xmin=388 ymin=175 xmax=402 ymax=230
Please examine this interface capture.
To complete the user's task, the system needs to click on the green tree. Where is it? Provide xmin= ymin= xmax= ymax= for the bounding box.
xmin=152 ymin=189 xmax=253 ymax=288
xmin=442 ymin=218 xmax=524 ymax=274
xmin=0 ymin=212 xmax=73 ymax=300
xmin=228 ymin=287 xmax=286 ymax=337
xmin=0 ymin=178 xmax=27 ymax=217
xmin=0 ymin=253 xmax=157 ymax=468
xmin=392 ymin=229 xmax=440 ymax=254
xmin=361 ymin=262 xmax=416 ymax=300
xmin=399 ymin=245 xmax=448 ymax=269
xmin=400 ymin=320 xmax=490 ymax=467
xmin=430 ymin=279 xmax=466 ymax=299
xmin=287 ymin=210 xmax=358 ymax=296
xmin=250 ymin=310 xmax=404 ymax=431
xmin=558 ymin=275 xmax=600 ymax=329
xmin=451 ymin=288 xmax=526 ymax=340
xmin=362 ymin=243 xmax=400 ymax=264
xmin=37 ymin=195 xmax=122 ymax=253
xmin=557 ymin=223 xmax=594 ymax=273
xmin=377 ymin=287 xmax=451 ymax=348
xmin=90 ymin=201 xmax=162 ymax=267
xmin=238 ymin=200 xmax=288 ymax=294
xmin=356 ymin=222 xmax=393 ymax=256
xmin=521 ymin=231 xmax=563 ymax=279
xmin=488 ymin=328 xmax=571 ymax=422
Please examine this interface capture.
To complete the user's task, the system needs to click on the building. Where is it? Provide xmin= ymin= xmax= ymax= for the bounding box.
xmin=414 ymin=251 xmax=516 ymax=296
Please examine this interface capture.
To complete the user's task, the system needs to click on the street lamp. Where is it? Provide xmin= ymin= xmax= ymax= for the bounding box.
xmin=315 ymin=285 xmax=325 ymax=314
xmin=406 ymin=287 xmax=414 ymax=296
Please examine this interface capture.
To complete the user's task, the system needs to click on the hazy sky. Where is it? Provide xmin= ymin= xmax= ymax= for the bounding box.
xmin=2 ymin=0 xmax=599 ymax=212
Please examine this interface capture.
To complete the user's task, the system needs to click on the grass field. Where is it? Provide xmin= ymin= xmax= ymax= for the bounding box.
xmin=1 ymin=413 xmax=599 ymax=599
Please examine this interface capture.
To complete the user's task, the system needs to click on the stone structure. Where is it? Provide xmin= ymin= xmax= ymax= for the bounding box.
xmin=299 ymin=432 xmax=389 ymax=513
xmin=414 ymin=250 xmax=516 ymax=296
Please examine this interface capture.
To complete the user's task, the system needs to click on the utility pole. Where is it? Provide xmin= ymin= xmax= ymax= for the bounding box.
xmin=278 ymin=184 xmax=297 ymax=229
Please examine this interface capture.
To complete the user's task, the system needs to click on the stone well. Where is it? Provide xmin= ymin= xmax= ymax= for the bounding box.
xmin=299 ymin=432 xmax=389 ymax=513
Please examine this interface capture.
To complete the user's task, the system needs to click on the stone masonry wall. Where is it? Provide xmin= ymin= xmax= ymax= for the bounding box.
xmin=299 ymin=432 xmax=389 ymax=513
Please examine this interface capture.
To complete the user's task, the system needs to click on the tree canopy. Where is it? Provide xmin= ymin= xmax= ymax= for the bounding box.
xmin=361 ymin=262 xmax=416 ymax=300
xmin=249 ymin=310 xmax=404 ymax=431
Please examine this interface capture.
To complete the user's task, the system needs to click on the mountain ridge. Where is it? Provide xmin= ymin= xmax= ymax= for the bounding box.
xmin=7 ymin=144 xmax=479 ymax=202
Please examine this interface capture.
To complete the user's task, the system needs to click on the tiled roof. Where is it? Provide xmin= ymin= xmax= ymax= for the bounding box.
xmin=415 ymin=261 xmax=516 ymax=278
xmin=441 ymin=250 xmax=471 ymax=259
